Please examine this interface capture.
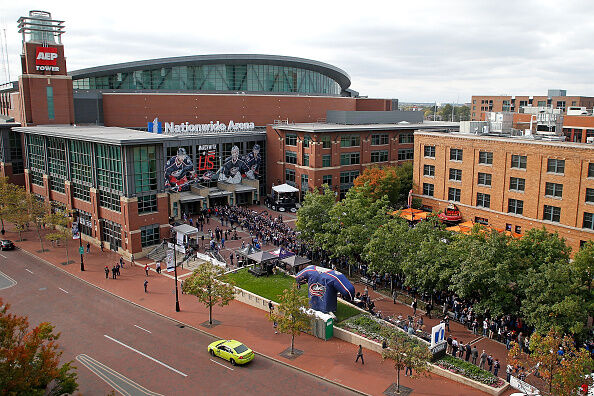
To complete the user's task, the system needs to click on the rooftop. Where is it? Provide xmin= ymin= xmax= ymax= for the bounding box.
xmin=272 ymin=121 xmax=459 ymax=133
xmin=13 ymin=125 xmax=265 ymax=145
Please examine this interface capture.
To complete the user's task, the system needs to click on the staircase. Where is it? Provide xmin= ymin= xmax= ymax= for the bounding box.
xmin=147 ymin=241 xmax=168 ymax=262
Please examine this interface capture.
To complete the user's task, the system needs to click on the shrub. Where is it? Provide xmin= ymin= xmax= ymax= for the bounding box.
xmin=436 ymin=354 xmax=505 ymax=387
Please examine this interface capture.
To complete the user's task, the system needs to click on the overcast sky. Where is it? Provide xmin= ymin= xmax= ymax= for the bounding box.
xmin=2 ymin=0 xmax=593 ymax=103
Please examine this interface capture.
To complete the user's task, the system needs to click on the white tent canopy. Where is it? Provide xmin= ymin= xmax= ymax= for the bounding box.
xmin=272 ymin=183 xmax=299 ymax=194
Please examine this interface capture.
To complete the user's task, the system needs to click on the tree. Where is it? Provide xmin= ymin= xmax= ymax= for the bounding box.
xmin=572 ymin=241 xmax=594 ymax=323
xmin=363 ymin=217 xmax=410 ymax=276
xmin=0 ymin=299 xmax=78 ymax=395
xmin=381 ymin=328 xmax=432 ymax=394
xmin=448 ymin=227 xmax=521 ymax=317
xmin=296 ymin=184 xmax=335 ymax=248
xmin=508 ymin=329 xmax=594 ymax=396
xmin=352 ymin=163 xmax=413 ymax=207
xmin=45 ymin=212 xmax=73 ymax=265
xmin=270 ymin=284 xmax=311 ymax=356
xmin=26 ymin=194 xmax=50 ymax=252
xmin=182 ymin=261 xmax=235 ymax=325
xmin=3 ymin=184 xmax=29 ymax=241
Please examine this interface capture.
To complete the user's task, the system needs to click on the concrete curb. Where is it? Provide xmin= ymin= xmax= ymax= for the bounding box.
xmin=18 ymin=248 xmax=368 ymax=396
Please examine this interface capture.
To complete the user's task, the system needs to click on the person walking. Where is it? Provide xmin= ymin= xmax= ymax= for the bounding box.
xmin=506 ymin=364 xmax=513 ymax=382
xmin=156 ymin=261 xmax=161 ymax=274
xmin=446 ymin=334 xmax=453 ymax=354
xmin=131 ymin=254 xmax=135 ymax=267
xmin=452 ymin=338 xmax=459 ymax=357
xmin=471 ymin=345 xmax=478 ymax=365
xmin=144 ymin=279 xmax=148 ymax=293
xmin=355 ymin=345 xmax=364 ymax=365
xmin=86 ymin=242 xmax=90 ymax=253
xmin=104 ymin=265 xmax=109 ymax=279
xmin=100 ymin=241 xmax=104 ymax=252
xmin=444 ymin=315 xmax=450 ymax=332
xmin=145 ymin=264 xmax=150 ymax=276
xmin=392 ymin=289 xmax=397 ymax=304
xmin=229 ymin=252 xmax=234 ymax=267
xmin=493 ymin=359 xmax=500 ymax=376
xmin=405 ymin=364 xmax=413 ymax=377
xmin=465 ymin=343 xmax=472 ymax=361
xmin=412 ymin=298 xmax=417 ymax=316
xmin=115 ymin=263 xmax=120 ymax=277
xmin=268 ymin=300 xmax=274 ymax=315
xmin=487 ymin=354 xmax=494 ymax=372
xmin=273 ymin=320 xmax=278 ymax=334
xmin=479 ymin=350 xmax=487 ymax=369
xmin=180 ymin=280 xmax=184 ymax=294
xmin=112 ymin=265 xmax=117 ymax=279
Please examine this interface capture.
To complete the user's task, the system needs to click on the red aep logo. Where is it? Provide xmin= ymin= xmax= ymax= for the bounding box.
xmin=35 ymin=47 xmax=58 ymax=66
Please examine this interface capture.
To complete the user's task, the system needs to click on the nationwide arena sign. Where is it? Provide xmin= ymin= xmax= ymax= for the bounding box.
xmin=148 ymin=117 xmax=255 ymax=135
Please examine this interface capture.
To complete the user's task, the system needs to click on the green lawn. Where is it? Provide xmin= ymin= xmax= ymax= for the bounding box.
xmin=223 ymin=268 xmax=360 ymax=322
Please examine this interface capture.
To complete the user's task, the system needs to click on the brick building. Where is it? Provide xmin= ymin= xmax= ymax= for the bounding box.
xmin=268 ymin=121 xmax=458 ymax=199
xmin=413 ymin=131 xmax=594 ymax=252
xmin=470 ymin=91 xmax=594 ymax=121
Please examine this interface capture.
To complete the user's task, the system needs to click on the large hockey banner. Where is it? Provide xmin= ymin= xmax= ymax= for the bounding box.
xmin=296 ymin=265 xmax=355 ymax=313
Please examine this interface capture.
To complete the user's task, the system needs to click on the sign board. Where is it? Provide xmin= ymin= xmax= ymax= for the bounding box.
xmin=148 ymin=117 xmax=255 ymax=135
xmin=79 ymin=246 xmax=84 ymax=255
xmin=431 ymin=323 xmax=445 ymax=347
xmin=166 ymin=246 xmax=175 ymax=273
xmin=35 ymin=47 xmax=60 ymax=72
xmin=72 ymin=224 xmax=80 ymax=240
xmin=509 ymin=376 xmax=540 ymax=395
xmin=430 ymin=341 xmax=447 ymax=355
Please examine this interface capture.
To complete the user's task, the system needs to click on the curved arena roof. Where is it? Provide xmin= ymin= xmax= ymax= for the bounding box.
xmin=69 ymin=54 xmax=351 ymax=96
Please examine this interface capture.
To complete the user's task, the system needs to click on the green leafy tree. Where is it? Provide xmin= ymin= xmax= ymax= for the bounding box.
xmin=270 ymin=284 xmax=311 ymax=355
xmin=508 ymin=329 xmax=594 ymax=396
xmin=381 ymin=328 xmax=432 ymax=394
xmin=26 ymin=194 xmax=50 ymax=252
xmin=363 ymin=217 xmax=410 ymax=276
xmin=438 ymin=104 xmax=454 ymax=121
xmin=296 ymin=184 xmax=335 ymax=248
xmin=448 ymin=227 xmax=520 ymax=317
xmin=183 ymin=261 xmax=236 ymax=325
xmin=45 ymin=212 xmax=73 ymax=265
xmin=515 ymin=227 xmax=571 ymax=270
xmin=4 ymin=184 xmax=29 ymax=241
xmin=572 ymin=241 xmax=594 ymax=322
xmin=0 ymin=299 xmax=78 ymax=395
xmin=323 ymin=187 xmax=390 ymax=262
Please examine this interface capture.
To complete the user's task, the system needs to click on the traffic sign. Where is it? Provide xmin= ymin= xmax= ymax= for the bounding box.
xmin=79 ymin=247 xmax=84 ymax=255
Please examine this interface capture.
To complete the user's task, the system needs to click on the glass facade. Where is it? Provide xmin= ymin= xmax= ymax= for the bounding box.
xmin=72 ymin=63 xmax=342 ymax=95
xmin=96 ymin=144 xmax=123 ymax=212
xmin=8 ymin=132 xmax=24 ymax=174
xmin=133 ymin=146 xmax=158 ymax=192
xmin=26 ymin=134 xmax=45 ymax=186
xmin=140 ymin=224 xmax=160 ymax=247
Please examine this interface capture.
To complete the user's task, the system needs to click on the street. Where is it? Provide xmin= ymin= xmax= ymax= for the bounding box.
xmin=0 ymin=249 xmax=354 ymax=395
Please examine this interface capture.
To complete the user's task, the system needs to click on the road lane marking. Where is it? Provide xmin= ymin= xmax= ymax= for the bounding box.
xmin=25 ymin=269 xmax=34 ymax=274
xmin=0 ymin=253 xmax=7 ymax=258
xmin=59 ymin=287 xmax=69 ymax=294
xmin=134 ymin=324 xmax=152 ymax=333
xmin=104 ymin=335 xmax=188 ymax=377
xmin=76 ymin=354 xmax=163 ymax=396
xmin=209 ymin=358 xmax=234 ymax=371
xmin=0 ymin=271 xmax=17 ymax=290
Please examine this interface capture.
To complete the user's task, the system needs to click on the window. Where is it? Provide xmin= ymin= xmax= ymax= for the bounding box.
xmin=99 ymin=190 xmax=121 ymax=212
xmin=75 ymin=210 xmax=92 ymax=236
xmin=537 ymin=100 xmax=546 ymax=107
xmin=586 ymin=188 xmax=594 ymax=203
xmin=133 ymin=145 xmax=157 ymax=192
xmin=423 ymin=164 xmax=435 ymax=177
xmin=509 ymin=177 xmax=525 ymax=191
xmin=303 ymin=154 xmax=310 ymax=167
xmin=285 ymin=151 xmax=297 ymax=164
xmin=398 ymin=133 xmax=414 ymax=144
xmin=322 ymin=154 xmax=331 ymax=167
xmin=477 ymin=173 xmax=492 ymax=186
xmin=26 ymin=134 xmax=45 ymax=186
xmin=545 ymin=182 xmax=563 ymax=198
xmin=556 ymin=101 xmax=566 ymax=111
xmin=140 ymin=224 xmax=160 ymax=247
xmin=72 ymin=183 xmax=90 ymax=202
xmin=70 ymin=140 xmax=92 ymax=184
xmin=138 ymin=194 xmax=158 ymax=213
xmin=340 ymin=152 xmax=360 ymax=165
xmin=96 ymin=144 xmax=123 ymax=192
xmin=8 ymin=132 xmax=24 ymax=174
xmin=588 ymin=163 xmax=594 ymax=178
xmin=301 ymin=174 xmax=309 ymax=191
xmin=547 ymin=159 xmax=565 ymax=174
xmin=478 ymin=151 xmax=493 ymax=165
xmin=475 ymin=217 xmax=489 ymax=225
xmin=286 ymin=134 xmax=297 ymax=146
xmin=340 ymin=135 xmax=360 ymax=147
xmin=370 ymin=150 xmax=388 ymax=163
xmin=46 ymin=86 xmax=55 ymax=120
xmin=322 ymin=175 xmax=332 ymax=186
xmin=371 ymin=134 xmax=388 ymax=145
xmin=449 ymin=168 xmax=462 ymax=181
xmin=543 ymin=205 xmax=561 ymax=222
xmin=339 ymin=171 xmax=359 ymax=185
xmin=47 ymin=137 xmax=67 ymax=192
xmin=303 ymin=135 xmax=311 ymax=148
xmin=100 ymin=219 xmax=121 ymax=250
xmin=424 ymin=145 xmax=435 ymax=158
xmin=584 ymin=212 xmax=594 ymax=230
xmin=511 ymin=155 xmax=527 ymax=169
xmin=508 ymin=199 xmax=523 ymax=215
xmin=49 ymin=177 xmax=65 ymax=193
xmin=397 ymin=148 xmax=414 ymax=160
xmin=285 ymin=169 xmax=296 ymax=186
xmin=423 ymin=183 xmax=434 ymax=197
xmin=450 ymin=148 xmax=463 ymax=161
xmin=448 ymin=188 xmax=461 ymax=202
xmin=321 ymin=135 xmax=331 ymax=149
xmin=515 ymin=225 xmax=522 ymax=234
xmin=476 ymin=192 xmax=490 ymax=208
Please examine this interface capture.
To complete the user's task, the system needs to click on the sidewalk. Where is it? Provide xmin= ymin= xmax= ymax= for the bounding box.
xmin=3 ymin=226 xmax=511 ymax=396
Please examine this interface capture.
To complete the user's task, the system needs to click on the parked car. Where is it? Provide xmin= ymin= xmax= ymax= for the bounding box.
xmin=208 ymin=339 xmax=255 ymax=365
xmin=0 ymin=240 xmax=15 ymax=251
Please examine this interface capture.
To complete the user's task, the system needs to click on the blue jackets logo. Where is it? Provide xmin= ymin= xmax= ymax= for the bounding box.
xmin=147 ymin=117 xmax=163 ymax=134
xmin=309 ymin=283 xmax=326 ymax=297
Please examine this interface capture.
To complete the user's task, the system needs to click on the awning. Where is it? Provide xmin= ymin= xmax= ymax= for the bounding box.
xmin=172 ymin=224 xmax=199 ymax=235
xmin=179 ymin=191 xmax=205 ymax=203
xmin=208 ymin=190 xmax=232 ymax=197
xmin=390 ymin=208 xmax=429 ymax=221
xmin=281 ymin=255 xmax=311 ymax=268
xmin=234 ymin=185 xmax=256 ymax=193
xmin=247 ymin=251 xmax=277 ymax=263
xmin=272 ymin=183 xmax=299 ymax=193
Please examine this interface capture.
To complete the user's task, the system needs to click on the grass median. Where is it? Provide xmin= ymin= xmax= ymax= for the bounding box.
xmin=223 ymin=268 xmax=360 ymax=322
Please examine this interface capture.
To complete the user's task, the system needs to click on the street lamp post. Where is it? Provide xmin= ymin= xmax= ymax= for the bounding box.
xmin=169 ymin=239 xmax=181 ymax=312
xmin=79 ymin=230 xmax=84 ymax=271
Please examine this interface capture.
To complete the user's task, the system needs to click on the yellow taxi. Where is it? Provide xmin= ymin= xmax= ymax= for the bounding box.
xmin=208 ymin=339 xmax=255 ymax=365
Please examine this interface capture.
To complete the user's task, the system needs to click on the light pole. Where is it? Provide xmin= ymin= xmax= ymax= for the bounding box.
xmin=79 ymin=228 xmax=84 ymax=271
xmin=169 ymin=239 xmax=181 ymax=312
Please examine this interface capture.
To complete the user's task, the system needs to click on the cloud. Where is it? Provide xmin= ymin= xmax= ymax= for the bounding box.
xmin=2 ymin=0 xmax=594 ymax=102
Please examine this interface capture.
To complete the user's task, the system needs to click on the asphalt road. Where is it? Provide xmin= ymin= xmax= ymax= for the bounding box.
xmin=0 ymin=249 xmax=355 ymax=396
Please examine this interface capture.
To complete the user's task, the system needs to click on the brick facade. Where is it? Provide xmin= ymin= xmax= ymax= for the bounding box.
xmin=470 ymin=95 xmax=594 ymax=121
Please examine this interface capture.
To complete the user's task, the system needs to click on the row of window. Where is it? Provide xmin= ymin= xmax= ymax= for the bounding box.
xmin=286 ymin=149 xmax=413 ymax=166
xmin=285 ymin=133 xmax=414 ymax=148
